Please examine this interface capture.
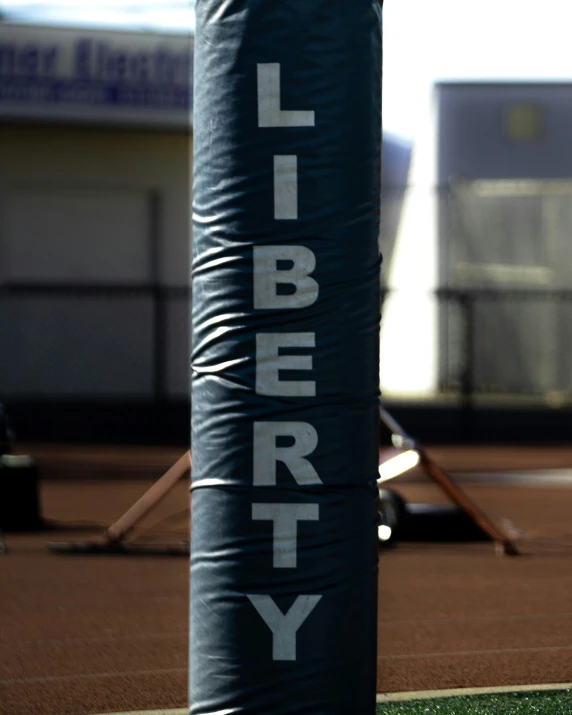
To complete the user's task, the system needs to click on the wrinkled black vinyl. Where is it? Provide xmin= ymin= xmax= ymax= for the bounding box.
xmin=190 ymin=2 xmax=382 ymax=713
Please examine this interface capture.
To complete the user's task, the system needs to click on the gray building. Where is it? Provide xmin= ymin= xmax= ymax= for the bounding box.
xmin=437 ymin=82 xmax=572 ymax=399
xmin=0 ymin=24 xmax=193 ymax=419
xmin=0 ymin=22 xmax=406 ymax=442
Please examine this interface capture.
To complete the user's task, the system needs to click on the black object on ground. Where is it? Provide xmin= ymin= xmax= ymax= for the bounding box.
xmin=378 ymin=488 xmax=489 ymax=545
xmin=0 ymin=455 xmax=44 ymax=532
xmin=401 ymin=503 xmax=490 ymax=542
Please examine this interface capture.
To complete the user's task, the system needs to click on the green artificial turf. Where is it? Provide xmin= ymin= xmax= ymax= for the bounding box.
xmin=376 ymin=689 xmax=572 ymax=715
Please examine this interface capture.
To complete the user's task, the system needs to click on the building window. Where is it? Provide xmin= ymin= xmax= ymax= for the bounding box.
xmin=503 ymin=103 xmax=543 ymax=141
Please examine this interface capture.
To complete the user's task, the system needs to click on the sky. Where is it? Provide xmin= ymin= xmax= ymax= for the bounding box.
xmin=2 ymin=0 xmax=572 ymax=138
xmin=0 ymin=0 xmax=196 ymax=32
xmin=382 ymin=0 xmax=572 ymax=138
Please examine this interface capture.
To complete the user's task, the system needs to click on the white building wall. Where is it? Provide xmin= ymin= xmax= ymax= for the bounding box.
xmin=379 ymin=89 xmax=440 ymax=400
xmin=0 ymin=124 xmax=192 ymax=398
xmin=0 ymin=124 xmax=191 ymax=285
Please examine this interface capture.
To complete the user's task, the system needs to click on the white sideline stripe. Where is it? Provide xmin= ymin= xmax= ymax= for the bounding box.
xmin=89 ymin=683 xmax=572 ymax=714
xmin=376 ymin=681 xmax=572 ymax=702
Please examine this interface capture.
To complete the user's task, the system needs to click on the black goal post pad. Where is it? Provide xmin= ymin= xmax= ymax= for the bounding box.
xmin=190 ymin=2 xmax=383 ymax=713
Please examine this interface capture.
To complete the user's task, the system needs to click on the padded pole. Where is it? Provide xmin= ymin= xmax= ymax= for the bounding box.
xmin=190 ymin=2 xmax=383 ymax=713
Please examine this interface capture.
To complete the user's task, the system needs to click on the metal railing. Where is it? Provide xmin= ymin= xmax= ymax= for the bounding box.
xmin=2 ymin=282 xmax=572 ymax=407
xmin=0 ymin=282 xmax=190 ymax=402
xmin=384 ymin=286 xmax=572 ymax=408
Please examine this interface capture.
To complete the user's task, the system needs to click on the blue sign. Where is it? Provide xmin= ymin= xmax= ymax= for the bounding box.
xmin=0 ymin=77 xmax=191 ymax=109
xmin=0 ymin=25 xmax=193 ymax=125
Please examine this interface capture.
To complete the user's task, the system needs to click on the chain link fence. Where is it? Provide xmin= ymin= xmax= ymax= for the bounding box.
xmin=0 ymin=284 xmax=190 ymax=401
xmin=1 ymin=281 xmax=571 ymax=407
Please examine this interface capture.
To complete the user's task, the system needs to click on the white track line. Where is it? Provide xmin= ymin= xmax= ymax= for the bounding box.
xmin=394 ymin=468 xmax=572 ymax=486
xmin=378 ymin=644 xmax=572 ymax=660
xmin=443 ymin=469 xmax=572 ymax=486
xmin=376 ymin=682 xmax=572 ymax=702
xmin=379 ymin=610 xmax=572 ymax=626
xmin=0 ymin=667 xmax=186 ymax=687
xmin=0 ymin=632 xmax=185 ymax=649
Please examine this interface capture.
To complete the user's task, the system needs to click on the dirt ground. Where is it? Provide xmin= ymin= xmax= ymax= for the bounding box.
xmin=1 ymin=444 xmax=572 ymax=715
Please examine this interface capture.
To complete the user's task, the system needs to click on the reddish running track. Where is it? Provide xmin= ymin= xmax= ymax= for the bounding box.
xmin=1 ymin=446 xmax=572 ymax=714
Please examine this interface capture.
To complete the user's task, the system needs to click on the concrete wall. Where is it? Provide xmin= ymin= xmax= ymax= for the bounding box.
xmin=0 ymin=123 xmax=191 ymax=398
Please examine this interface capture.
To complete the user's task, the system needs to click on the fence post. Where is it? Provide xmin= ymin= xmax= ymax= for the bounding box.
xmin=460 ymin=290 xmax=476 ymax=440
xmin=152 ymin=285 xmax=167 ymax=404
